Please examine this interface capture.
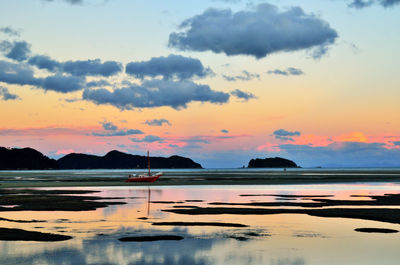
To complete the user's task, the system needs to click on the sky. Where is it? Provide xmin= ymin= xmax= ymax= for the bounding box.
xmin=0 ymin=0 xmax=399 ymax=168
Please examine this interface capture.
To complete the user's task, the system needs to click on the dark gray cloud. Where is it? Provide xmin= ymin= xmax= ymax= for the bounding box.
xmin=0 ymin=86 xmax=20 ymax=100
xmin=83 ymin=79 xmax=230 ymax=110
xmin=101 ymin=121 xmax=118 ymax=131
xmin=126 ymin=54 xmax=213 ymax=80
xmin=0 ymin=40 xmax=31 ymax=61
xmin=349 ymin=0 xmax=400 ymax=8
xmin=62 ymin=59 xmax=122 ymax=77
xmin=0 ymin=60 xmax=84 ymax=93
xmin=392 ymin=141 xmax=400 ymax=146
xmin=28 ymin=55 xmax=122 ymax=77
xmin=27 ymin=55 xmax=60 ymax=71
xmin=267 ymin=67 xmax=304 ymax=76
xmin=92 ymin=129 xmax=144 ymax=136
xmin=86 ymin=79 xmax=111 ymax=87
xmin=130 ymin=135 xmax=164 ymax=143
xmin=41 ymin=74 xmax=84 ymax=93
xmin=273 ymin=129 xmax=301 ymax=142
xmin=230 ymin=89 xmax=256 ymax=101
xmin=145 ymin=119 xmax=171 ymax=126
xmin=169 ymin=3 xmax=338 ymax=59
xmin=221 ymin=129 xmax=229 ymax=133
xmin=92 ymin=121 xmax=144 ymax=136
xmin=0 ymin=60 xmax=39 ymax=86
xmin=222 ymin=70 xmax=260 ymax=82
xmin=0 ymin=27 xmax=20 ymax=37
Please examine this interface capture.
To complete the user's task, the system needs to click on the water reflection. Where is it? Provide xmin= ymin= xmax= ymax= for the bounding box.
xmin=1 ymin=184 xmax=400 ymax=264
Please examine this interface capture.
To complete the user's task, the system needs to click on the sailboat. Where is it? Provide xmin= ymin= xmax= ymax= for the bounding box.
xmin=125 ymin=151 xmax=163 ymax=183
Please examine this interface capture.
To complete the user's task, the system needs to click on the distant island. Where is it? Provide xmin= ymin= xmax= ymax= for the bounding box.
xmin=58 ymin=150 xmax=202 ymax=169
xmin=0 ymin=147 xmax=202 ymax=170
xmin=0 ymin=147 xmax=58 ymax=170
xmin=248 ymin=157 xmax=299 ymax=168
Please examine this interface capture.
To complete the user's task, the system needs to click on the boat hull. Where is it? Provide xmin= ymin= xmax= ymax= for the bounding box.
xmin=125 ymin=173 xmax=162 ymax=183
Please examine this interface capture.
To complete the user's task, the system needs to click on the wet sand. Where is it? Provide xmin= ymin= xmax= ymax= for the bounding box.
xmin=1 ymin=169 xmax=400 ymax=188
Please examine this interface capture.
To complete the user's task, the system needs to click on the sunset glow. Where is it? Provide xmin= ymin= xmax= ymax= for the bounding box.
xmin=1 ymin=0 xmax=399 ymax=168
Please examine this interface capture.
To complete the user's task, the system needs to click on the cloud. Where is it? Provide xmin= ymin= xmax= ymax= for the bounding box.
xmin=126 ymin=54 xmax=213 ymax=80
xmin=168 ymin=3 xmax=338 ymax=59
xmin=0 ymin=27 xmax=20 ymax=37
xmin=223 ymin=70 xmax=260 ymax=81
xmin=28 ymin=55 xmax=122 ymax=77
xmin=0 ymin=60 xmax=87 ymax=93
xmin=267 ymin=67 xmax=304 ymax=76
xmin=278 ymin=141 xmax=400 ymax=167
xmin=41 ymin=74 xmax=85 ymax=93
xmin=392 ymin=141 xmax=400 ymax=146
xmin=145 ymin=119 xmax=171 ymax=126
xmin=0 ymin=60 xmax=40 ymax=86
xmin=92 ymin=129 xmax=144 ymax=136
xmin=0 ymin=86 xmax=20 ymax=100
xmin=130 ymin=135 xmax=164 ymax=143
xmin=348 ymin=0 xmax=400 ymax=8
xmin=230 ymin=89 xmax=256 ymax=101
xmin=83 ymin=79 xmax=230 ymax=110
xmin=62 ymin=59 xmax=122 ymax=77
xmin=274 ymin=129 xmax=301 ymax=142
xmin=221 ymin=129 xmax=229 ymax=133
xmin=86 ymin=79 xmax=111 ymax=87
xmin=0 ymin=40 xmax=31 ymax=61
xmin=101 ymin=121 xmax=118 ymax=131
xmin=92 ymin=121 xmax=144 ymax=136
xmin=27 ymin=55 xmax=61 ymax=71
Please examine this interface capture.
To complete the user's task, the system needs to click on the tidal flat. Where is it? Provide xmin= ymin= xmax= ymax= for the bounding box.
xmin=1 ymin=169 xmax=400 ymax=264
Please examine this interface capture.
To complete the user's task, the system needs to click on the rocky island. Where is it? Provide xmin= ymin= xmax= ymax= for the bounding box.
xmin=248 ymin=157 xmax=299 ymax=168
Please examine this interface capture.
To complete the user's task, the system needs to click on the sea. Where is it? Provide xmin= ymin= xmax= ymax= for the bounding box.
xmin=1 ymin=168 xmax=400 ymax=265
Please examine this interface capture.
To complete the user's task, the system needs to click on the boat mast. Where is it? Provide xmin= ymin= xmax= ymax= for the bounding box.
xmin=147 ymin=150 xmax=151 ymax=176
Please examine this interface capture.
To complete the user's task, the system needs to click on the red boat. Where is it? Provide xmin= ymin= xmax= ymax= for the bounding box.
xmin=125 ymin=151 xmax=163 ymax=183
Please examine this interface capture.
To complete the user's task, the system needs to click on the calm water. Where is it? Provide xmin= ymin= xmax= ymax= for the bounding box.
xmin=1 ymin=183 xmax=400 ymax=265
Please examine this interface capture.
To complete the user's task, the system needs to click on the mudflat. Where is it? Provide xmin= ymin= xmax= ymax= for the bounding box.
xmin=1 ymin=169 xmax=400 ymax=188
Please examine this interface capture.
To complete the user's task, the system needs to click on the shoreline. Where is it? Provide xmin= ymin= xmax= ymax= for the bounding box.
xmin=1 ymin=169 xmax=400 ymax=188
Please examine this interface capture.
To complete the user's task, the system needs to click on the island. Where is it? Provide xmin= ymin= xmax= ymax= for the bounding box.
xmin=247 ymin=157 xmax=299 ymax=168
xmin=0 ymin=147 xmax=202 ymax=170
xmin=0 ymin=147 xmax=58 ymax=170
xmin=58 ymin=150 xmax=202 ymax=169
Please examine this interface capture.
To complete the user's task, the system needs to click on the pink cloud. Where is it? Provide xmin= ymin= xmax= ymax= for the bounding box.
xmin=56 ymin=149 xmax=75 ymax=155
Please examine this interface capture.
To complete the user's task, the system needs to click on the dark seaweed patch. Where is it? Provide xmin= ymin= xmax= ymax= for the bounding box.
xmin=0 ymin=227 xmax=72 ymax=241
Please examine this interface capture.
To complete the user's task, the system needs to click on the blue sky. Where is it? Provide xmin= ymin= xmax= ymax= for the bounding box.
xmin=0 ymin=0 xmax=400 ymax=168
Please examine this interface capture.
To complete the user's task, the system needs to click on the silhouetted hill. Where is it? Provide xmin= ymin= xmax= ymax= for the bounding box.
xmin=57 ymin=150 xmax=202 ymax=169
xmin=248 ymin=157 xmax=299 ymax=168
xmin=0 ymin=147 xmax=58 ymax=170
